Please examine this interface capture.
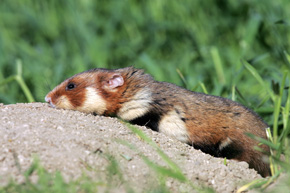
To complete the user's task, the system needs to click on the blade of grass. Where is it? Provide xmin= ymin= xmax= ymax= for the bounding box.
xmin=120 ymin=123 xmax=211 ymax=192
xmin=237 ymin=170 xmax=281 ymax=193
xmin=141 ymin=155 xmax=187 ymax=181
xmin=242 ymin=60 xmax=274 ymax=101
xmin=272 ymin=80 xmax=284 ymax=145
xmin=117 ymin=139 xmax=187 ymax=181
xmin=231 ymin=84 xmax=236 ymax=101
xmin=284 ymin=51 xmax=290 ymax=67
xmin=0 ymin=75 xmax=16 ymax=86
xmin=125 ymin=123 xmax=185 ymax=176
xmin=15 ymin=60 xmax=35 ymax=103
xmin=235 ymin=86 xmax=250 ymax=106
xmin=269 ymin=71 xmax=287 ymax=177
xmin=117 ymin=136 xmax=205 ymax=192
xmin=246 ymin=132 xmax=279 ymax=150
xmin=210 ymin=46 xmax=226 ymax=85
xmin=237 ymin=178 xmax=268 ymax=193
xmin=256 ymin=95 xmax=271 ymax=109
xmin=199 ymin=82 xmax=208 ymax=94
xmin=176 ymin=68 xmax=187 ymax=87
xmin=277 ymin=72 xmax=290 ymax=158
xmin=0 ymin=60 xmax=35 ymax=103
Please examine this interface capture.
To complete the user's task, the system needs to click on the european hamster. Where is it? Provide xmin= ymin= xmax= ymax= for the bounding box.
xmin=45 ymin=67 xmax=270 ymax=177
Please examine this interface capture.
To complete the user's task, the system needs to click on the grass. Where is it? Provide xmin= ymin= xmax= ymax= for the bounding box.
xmin=1 ymin=0 xmax=290 ymax=106
xmin=0 ymin=60 xmax=35 ymax=103
xmin=237 ymin=62 xmax=290 ymax=192
xmin=1 ymin=0 xmax=290 ymax=192
xmin=0 ymin=158 xmax=101 ymax=193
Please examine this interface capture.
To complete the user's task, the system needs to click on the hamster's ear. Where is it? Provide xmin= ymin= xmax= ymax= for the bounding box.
xmin=102 ymin=73 xmax=124 ymax=90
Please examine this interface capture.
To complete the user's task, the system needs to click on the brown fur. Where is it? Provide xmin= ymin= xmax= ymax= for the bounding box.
xmin=45 ymin=67 xmax=270 ymax=177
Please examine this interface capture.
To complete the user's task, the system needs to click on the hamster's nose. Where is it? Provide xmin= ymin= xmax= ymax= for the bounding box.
xmin=45 ymin=95 xmax=56 ymax=108
xmin=45 ymin=96 xmax=51 ymax=103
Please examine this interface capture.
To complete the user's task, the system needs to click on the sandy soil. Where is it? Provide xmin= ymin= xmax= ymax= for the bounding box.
xmin=0 ymin=103 xmax=263 ymax=192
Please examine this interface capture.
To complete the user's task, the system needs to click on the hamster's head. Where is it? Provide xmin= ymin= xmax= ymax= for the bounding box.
xmin=45 ymin=69 xmax=124 ymax=115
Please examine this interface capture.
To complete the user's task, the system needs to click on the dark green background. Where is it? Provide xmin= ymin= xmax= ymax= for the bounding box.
xmin=1 ymin=0 xmax=290 ymax=123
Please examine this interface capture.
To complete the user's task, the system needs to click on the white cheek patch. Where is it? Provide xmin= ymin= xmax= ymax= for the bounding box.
xmin=219 ymin=137 xmax=232 ymax=150
xmin=117 ymin=88 xmax=152 ymax=121
xmin=159 ymin=110 xmax=189 ymax=143
xmin=76 ymin=87 xmax=107 ymax=115
xmin=56 ymin=95 xmax=74 ymax=109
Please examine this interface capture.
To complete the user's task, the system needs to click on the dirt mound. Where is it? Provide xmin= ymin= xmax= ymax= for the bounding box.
xmin=0 ymin=103 xmax=262 ymax=192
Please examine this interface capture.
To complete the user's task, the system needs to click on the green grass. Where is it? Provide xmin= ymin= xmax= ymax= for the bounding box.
xmin=0 ymin=158 xmax=102 ymax=193
xmin=1 ymin=0 xmax=290 ymax=192
xmin=1 ymin=0 xmax=290 ymax=107
xmin=237 ymin=63 xmax=290 ymax=192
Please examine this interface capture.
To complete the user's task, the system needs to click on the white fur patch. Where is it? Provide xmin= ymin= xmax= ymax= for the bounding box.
xmin=117 ymin=88 xmax=152 ymax=121
xmin=76 ymin=87 xmax=107 ymax=114
xmin=56 ymin=95 xmax=74 ymax=109
xmin=159 ymin=110 xmax=189 ymax=143
xmin=219 ymin=137 xmax=232 ymax=150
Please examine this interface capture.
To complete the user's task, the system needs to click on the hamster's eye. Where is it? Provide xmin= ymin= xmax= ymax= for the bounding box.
xmin=66 ymin=83 xmax=76 ymax=91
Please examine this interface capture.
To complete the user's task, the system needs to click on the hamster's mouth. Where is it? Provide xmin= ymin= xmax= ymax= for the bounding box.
xmin=47 ymin=102 xmax=56 ymax=108
xmin=45 ymin=96 xmax=56 ymax=108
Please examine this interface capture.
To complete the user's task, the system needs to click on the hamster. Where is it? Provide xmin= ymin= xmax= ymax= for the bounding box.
xmin=45 ymin=67 xmax=270 ymax=177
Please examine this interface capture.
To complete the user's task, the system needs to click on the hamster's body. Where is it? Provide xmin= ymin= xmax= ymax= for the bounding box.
xmin=45 ymin=67 xmax=270 ymax=177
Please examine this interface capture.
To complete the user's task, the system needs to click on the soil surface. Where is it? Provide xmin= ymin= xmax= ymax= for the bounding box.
xmin=0 ymin=103 xmax=263 ymax=192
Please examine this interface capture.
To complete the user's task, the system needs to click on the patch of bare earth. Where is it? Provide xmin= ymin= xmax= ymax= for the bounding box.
xmin=0 ymin=103 xmax=263 ymax=192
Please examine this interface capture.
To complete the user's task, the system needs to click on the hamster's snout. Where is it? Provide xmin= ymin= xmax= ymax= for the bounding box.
xmin=45 ymin=95 xmax=55 ymax=108
xmin=45 ymin=95 xmax=51 ymax=103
